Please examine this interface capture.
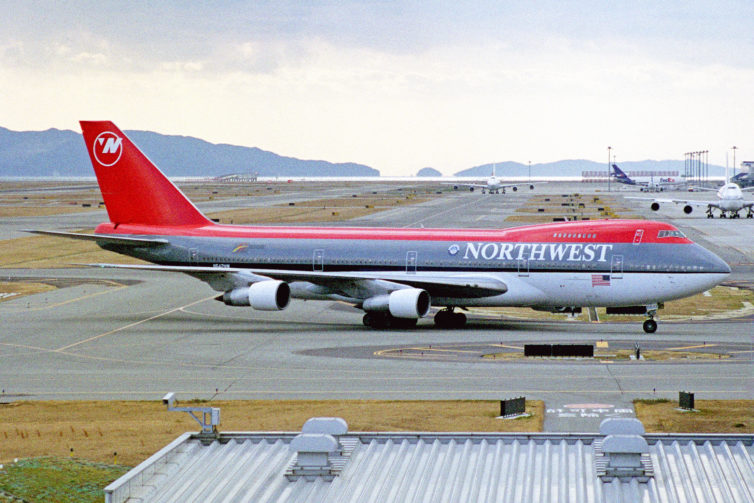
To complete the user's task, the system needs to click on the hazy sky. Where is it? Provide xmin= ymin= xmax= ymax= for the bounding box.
xmin=1 ymin=1 xmax=752 ymax=175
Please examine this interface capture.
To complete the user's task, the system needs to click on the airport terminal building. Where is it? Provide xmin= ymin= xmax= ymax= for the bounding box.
xmin=105 ymin=417 xmax=753 ymax=503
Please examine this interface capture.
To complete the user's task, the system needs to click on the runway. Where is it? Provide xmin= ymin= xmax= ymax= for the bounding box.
xmin=1 ymin=182 xmax=752 ymax=432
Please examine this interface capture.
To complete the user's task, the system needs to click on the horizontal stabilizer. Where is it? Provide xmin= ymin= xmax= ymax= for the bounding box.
xmin=25 ymin=230 xmax=169 ymax=247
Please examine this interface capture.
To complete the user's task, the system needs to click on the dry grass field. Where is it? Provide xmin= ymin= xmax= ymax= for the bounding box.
xmin=207 ymin=194 xmax=426 ymax=225
xmin=634 ymin=399 xmax=754 ymax=434
xmin=0 ymin=400 xmax=544 ymax=467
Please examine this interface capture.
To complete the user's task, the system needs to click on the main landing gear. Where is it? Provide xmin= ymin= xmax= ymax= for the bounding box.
xmin=362 ymin=312 xmax=417 ymax=329
xmin=434 ymin=308 xmax=467 ymax=329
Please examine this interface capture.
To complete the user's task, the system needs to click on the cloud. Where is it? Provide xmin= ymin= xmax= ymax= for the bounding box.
xmin=1 ymin=2 xmax=753 ymax=174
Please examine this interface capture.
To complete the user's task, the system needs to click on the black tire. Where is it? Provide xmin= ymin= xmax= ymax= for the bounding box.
xmin=643 ymin=319 xmax=657 ymax=333
xmin=392 ymin=317 xmax=418 ymax=329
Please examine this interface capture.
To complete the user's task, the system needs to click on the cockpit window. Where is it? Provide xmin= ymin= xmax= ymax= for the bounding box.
xmin=658 ymin=230 xmax=685 ymax=238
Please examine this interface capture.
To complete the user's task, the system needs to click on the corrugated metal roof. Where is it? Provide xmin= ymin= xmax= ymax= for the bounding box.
xmin=105 ymin=430 xmax=754 ymax=503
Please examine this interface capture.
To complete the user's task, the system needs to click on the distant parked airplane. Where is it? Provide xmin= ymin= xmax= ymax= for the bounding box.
xmin=630 ymin=182 xmax=754 ymax=218
xmin=611 ymin=164 xmax=683 ymax=192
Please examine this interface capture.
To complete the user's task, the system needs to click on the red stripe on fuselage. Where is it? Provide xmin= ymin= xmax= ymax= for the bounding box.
xmin=95 ymin=219 xmax=692 ymax=244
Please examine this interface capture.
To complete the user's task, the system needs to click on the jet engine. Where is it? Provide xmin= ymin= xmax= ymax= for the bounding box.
xmin=512 ymin=186 xmax=518 ymax=192
xmin=362 ymin=289 xmax=431 ymax=319
xmin=222 ymin=281 xmax=290 ymax=310
xmin=683 ymin=205 xmax=693 ymax=214
xmin=529 ymin=184 xmax=535 ymax=190
xmin=650 ymin=202 xmax=660 ymax=211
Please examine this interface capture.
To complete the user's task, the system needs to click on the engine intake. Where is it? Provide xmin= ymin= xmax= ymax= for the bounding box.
xmin=222 ymin=281 xmax=290 ymax=310
xmin=363 ymin=288 xmax=431 ymax=319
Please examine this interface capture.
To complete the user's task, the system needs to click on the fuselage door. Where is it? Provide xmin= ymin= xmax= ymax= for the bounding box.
xmin=611 ymin=254 xmax=624 ymax=279
xmin=189 ymin=248 xmax=199 ymax=264
xmin=406 ymin=251 xmax=417 ymax=274
xmin=517 ymin=258 xmax=529 ymax=277
xmin=633 ymin=229 xmax=644 ymax=245
xmin=313 ymin=249 xmax=324 ymax=272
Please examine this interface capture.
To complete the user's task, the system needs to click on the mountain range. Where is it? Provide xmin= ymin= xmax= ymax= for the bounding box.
xmin=0 ymin=126 xmax=378 ymax=178
xmin=0 ymin=126 xmax=727 ymax=178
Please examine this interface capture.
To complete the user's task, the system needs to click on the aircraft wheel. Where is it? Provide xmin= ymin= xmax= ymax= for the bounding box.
xmin=363 ymin=312 xmax=390 ymax=328
xmin=364 ymin=312 xmax=417 ymax=329
xmin=392 ymin=317 xmax=418 ymax=329
xmin=642 ymin=319 xmax=657 ymax=334
xmin=434 ymin=310 xmax=449 ymax=327
xmin=434 ymin=310 xmax=466 ymax=329
xmin=363 ymin=312 xmax=376 ymax=327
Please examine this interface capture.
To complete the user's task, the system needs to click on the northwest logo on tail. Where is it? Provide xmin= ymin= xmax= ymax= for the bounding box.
xmin=93 ymin=131 xmax=123 ymax=166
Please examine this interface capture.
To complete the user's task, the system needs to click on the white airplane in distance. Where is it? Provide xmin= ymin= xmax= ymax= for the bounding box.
xmin=611 ymin=164 xmax=684 ymax=192
xmin=629 ymin=182 xmax=754 ymax=218
xmin=448 ymin=164 xmax=536 ymax=194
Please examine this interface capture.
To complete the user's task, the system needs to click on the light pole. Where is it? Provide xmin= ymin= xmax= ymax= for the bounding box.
xmin=528 ymin=160 xmax=531 ymax=184
xmin=607 ymin=146 xmax=612 ymax=192
xmin=732 ymin=146 xmax=737 ymax=178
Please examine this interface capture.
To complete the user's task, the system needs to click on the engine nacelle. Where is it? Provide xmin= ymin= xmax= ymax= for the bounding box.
xmin=529 ymin=184 xmax=535 ymax=190
xmin=363 ymin=289 xmax=431 ymax=319
xmin=469 ymin=187 xmax=475 ymax=192
xmin=650 ymin=202 xmax=660 ymax=211
xmin=512 ymin=186 xmax=518 ymax=192
xmin=222 ymin=281 xmax=290 ymax=310
xmin=683 ymin=205 xmax=693 ymax=214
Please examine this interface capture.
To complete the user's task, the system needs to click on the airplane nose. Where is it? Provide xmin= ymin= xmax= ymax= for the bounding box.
xmin=698 ymin=245 xmax=731 ymax=274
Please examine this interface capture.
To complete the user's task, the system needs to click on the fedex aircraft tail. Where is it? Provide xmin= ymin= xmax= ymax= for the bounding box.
xmin=80 ymin=121 xmax=211 ymax=227
xmin=611 ymin=164 xmax=632 ymax=183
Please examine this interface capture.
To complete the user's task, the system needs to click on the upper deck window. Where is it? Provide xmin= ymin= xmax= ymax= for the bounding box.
xmin=658 ymin=230 xmax=685 ymax=239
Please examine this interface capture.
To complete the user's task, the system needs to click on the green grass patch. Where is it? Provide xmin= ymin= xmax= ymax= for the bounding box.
xmin=0 ymin=457 xmax=129 ymax=503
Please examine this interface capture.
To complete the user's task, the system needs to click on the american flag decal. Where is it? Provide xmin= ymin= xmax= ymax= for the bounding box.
xmin=592 ymin=274 xmax=611 ymax=287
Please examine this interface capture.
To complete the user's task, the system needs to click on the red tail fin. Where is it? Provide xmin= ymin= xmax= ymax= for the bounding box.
xmin=80 ymin=121 xmax=211 ymax=227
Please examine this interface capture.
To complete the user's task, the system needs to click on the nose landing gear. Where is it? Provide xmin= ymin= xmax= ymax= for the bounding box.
xmin=643 ymin=305 xmax=658 ymax=333
xmin=642 ymin=318 xmax=657 ymax=333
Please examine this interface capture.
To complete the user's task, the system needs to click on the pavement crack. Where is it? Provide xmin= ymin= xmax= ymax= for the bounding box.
xmin=604 ymin=364 xmax=625 ymax=395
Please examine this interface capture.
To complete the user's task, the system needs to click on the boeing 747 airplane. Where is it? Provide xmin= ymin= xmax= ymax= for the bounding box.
xmin=611 ymin=164 xmax=683 ymax=192
xmin=448 ymin=164 xmax=535 ymax=194
xmin=29 ymin=122 xmax=731 ymax=333
xmin=629 ymin=182 xmax=754 ymax=218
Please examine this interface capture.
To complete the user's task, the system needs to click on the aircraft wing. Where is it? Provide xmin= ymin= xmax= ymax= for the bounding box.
xmin=442 ymin=182 xmax=488 ymax=189
xmin=625 ymin=196 xmax=676 ymax=203
xmin=25 ymin=230 xmax=170 ymax=247
xmin=675 ymin=200 xmax=719 ymax=208
xmin=624 ymin=197 xmax=717 ymax=207
xmin=87 ymin=263 xmax=508 ymax=299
